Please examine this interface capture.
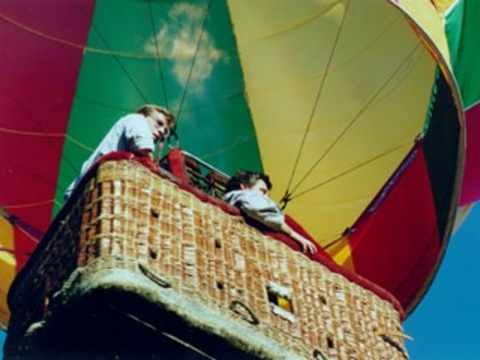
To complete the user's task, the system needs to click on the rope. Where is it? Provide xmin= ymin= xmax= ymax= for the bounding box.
xmin=285 ymin=0 xmax=352 ymax=196
xmin=229 ymin=300 xmax=260 ymax=325
xmin=64 ymin=134 xmax=95 ymax=152
xmin=282 ymin=42 xmax=423 ymax=206
xmin=289 ymin=143 xmax=404 ymax=201
xmin=15 ymin=225 xmax=42 ymax=245
xmin=0 ymin=11 xmax=167 ymax=60
xmin=0 ymin=77 xmax=81 ymax=177
xmin=0 ymin=247 xmax=32 ymax=256
xmin=321 ymin=232 xmax=349 ymax=251
xmin=379 ymin=335 xmax=410 ymax=359
xmin=138 ymin=261 xmax=171 ymax=288
xmin=0 ymin=125 xmax=64 ymax=138
xmin=85 ymin=18 xmax=150 ymax=104
xmin=0 ymin=11 xmax=85 ymax=50
xmin=376 ymin=329 xmax=412 ymax=359
xmin=375 ymin=329 xmax=413 ymax=341
xmin=148 ymin=0 xmax=170 ymax=109
xmin=175 ymin=0 xmax=213 ymax=125
xmin=313 ymin=348 xmax=330 ymax=360
xmin=1 ymin=199 xmax=53 ymax=210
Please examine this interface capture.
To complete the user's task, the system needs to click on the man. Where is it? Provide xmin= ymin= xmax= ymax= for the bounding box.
xmin=64 ymin=104 xmax=175 ymax=200
xmin=224 ymin=170 xmax=317 ymax=254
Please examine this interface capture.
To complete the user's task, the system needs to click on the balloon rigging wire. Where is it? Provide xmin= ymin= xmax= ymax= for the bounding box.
xmin=1 ymin=3 xmax=214 ymax=222
xmin=56 ymin=4 xmax=158 ymax=174
xmin=0 ymin=11 xmax=85 ymax=50
xmin=0 ymin=77 xmax=82 ymax=180
xmin=290 ymin=143 xmax=404 ymax=202
xmin=175 ymin=0 xmax=213 ymax=127
xmin=284 ymin=43 xmax=423 ymax=204
xmin=0 ymin=248 xmax=32 ymax=257
xmin=148 ymin=0 xmax=170 ymax=109
xmin=64 ymin=134 xmax=95 ymax=152
xmin=0 ymin=9 xmax=172 ymax=60
xmin=0 ymin=207 xmax=40 ymax=245
xmin=0 ymin=153 xmax=67 ymax=202
xmin=0 ymin=3 xmax=210 ymax=197
xmin=282 ymin=0 xmax=352 ymax=208
xmin=81 ymin=9 xmax=149 ymax=104
xmin=322 ymin=234 xmax=347 ymax=251
xmin=1 ymin=199 xmax=53 ymax=210
xmin=0 ymin=8 xmax=193 ymax=61
xmin=73 ymin=95 xmax=136 ymax=115
xmin=0 ymin=125 xmax=63 ymax=138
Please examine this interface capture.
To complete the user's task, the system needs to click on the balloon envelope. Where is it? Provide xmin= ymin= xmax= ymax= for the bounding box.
xmin=444 ymin=0 xmax=480 ymax=207
xmin=0 ymin=0 xmax=464 ymax=327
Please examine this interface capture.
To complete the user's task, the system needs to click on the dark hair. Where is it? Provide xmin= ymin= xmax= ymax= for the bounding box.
xmin=226 ymin=170 xmax=272 ymax=193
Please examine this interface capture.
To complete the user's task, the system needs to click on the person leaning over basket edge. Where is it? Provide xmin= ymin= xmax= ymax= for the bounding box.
xmin=224 ymin=170 xmax=317 ymax=255
xmin=64 ymin=104 xmax=175 ymax=201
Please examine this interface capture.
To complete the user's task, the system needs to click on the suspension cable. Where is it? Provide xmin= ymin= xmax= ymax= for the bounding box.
xmin=175 ymin=0 xmax=213 ymax=125
xmin=283 ymin=0 xmax=351 ymax=200
xmin=148 ymin=0 xmax=170 ymax=109
xmin=290 ymin=143 xmax=404 ymax=201
xmin=78 ymin=2 xmax=149 ymax=104
xmin=0 ymin=77 xmax=81 ymax=179
xmin=282 ymin=43 xmax=423 ymax=207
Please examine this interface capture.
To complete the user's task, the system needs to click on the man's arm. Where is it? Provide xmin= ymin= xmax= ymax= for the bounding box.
xmin=280 ymin=222 xmax=317 ymax=254
xmin=226 ymin=190 xmax=318 ymax=254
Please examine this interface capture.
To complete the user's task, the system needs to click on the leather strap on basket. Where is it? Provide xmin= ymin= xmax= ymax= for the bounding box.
xmin=229 ymin=300 xmax=260 ymax=325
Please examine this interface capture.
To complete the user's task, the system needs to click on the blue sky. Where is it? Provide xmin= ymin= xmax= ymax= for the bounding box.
xmin=405 ymin=204 xmax=480 ymax=360
xmin=1 ymin=206 xmax=479 ymax=359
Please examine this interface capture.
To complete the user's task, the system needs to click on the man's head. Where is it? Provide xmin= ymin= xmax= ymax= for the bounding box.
xmin=137 ymin=104 xmax=175 ymax=142
xmin=226 ymin=170 xmax=273 ymax=197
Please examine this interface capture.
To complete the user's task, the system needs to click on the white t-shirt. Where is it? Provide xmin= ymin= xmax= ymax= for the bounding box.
xmin=64 ymin=113 xmax=154 ymax=199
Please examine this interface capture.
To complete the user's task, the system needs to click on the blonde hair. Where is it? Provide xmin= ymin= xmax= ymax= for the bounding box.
xmin=136 ymin=104 xmax=175 ymax=126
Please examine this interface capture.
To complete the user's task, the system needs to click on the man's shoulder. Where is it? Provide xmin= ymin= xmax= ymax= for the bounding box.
xmin=114 ymin=113 xmax=150 ymax=134
xmin=117 ymin=113 xmax=145 ymax=125
xmin=224 ymin=190 xmax=244 ymax=203
xmin=225 ymin=190 xmax=273 ymax=207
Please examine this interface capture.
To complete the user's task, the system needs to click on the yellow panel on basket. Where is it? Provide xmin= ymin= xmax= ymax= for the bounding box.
xmin=227 ymin=0 xmax=437 ymax=245
xmin=277 ymin=296 xmax=293 ymax=313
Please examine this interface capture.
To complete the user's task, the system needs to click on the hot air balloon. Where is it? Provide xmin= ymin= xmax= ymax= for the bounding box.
xmin=439 ymin=0 xmax=480 ymax=226
xmin=0 ymin=0 xmax=464 ymax=341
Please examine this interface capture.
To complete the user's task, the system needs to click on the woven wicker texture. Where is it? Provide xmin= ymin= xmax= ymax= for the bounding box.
xmin=8 ymin=160 xmax=409 ymax=360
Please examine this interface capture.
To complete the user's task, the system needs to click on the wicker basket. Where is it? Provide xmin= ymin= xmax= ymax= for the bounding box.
xmin=6 ymin=159 xmax=409 ymax=359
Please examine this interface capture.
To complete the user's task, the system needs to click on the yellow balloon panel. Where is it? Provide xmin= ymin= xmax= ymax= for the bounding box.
xmin=430 ymin=0 xmax=457 ymax=14
xmin=228 ymin=0 xmax=439 ymax=242
xmin=396 ymin=0 xmax=452 ymax=66
xmin=0 ymin=216 xmax=15 ymax=328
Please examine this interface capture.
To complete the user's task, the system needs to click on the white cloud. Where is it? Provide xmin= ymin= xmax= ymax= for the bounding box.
xmin=144 ymin=3 xmax=225 ymax=97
